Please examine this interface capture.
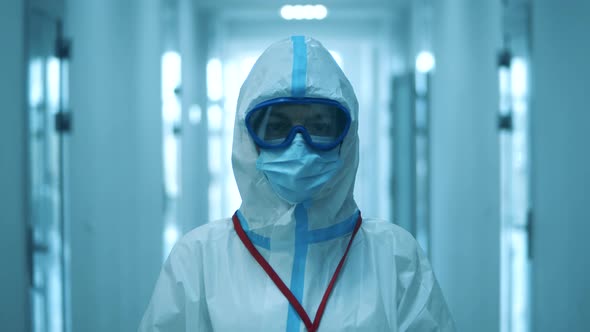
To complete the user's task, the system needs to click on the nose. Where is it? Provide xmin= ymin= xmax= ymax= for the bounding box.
xmin=293 ymin=132 xmax=305 ymax=143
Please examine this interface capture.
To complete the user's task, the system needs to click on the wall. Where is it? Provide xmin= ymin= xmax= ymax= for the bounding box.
xmin=0 ymin=0 xmax=29 ymax=330
xmin=65 ymin=0 xmax=164 ymax=330
xmin=178 ymin=0 xmax=211 ymax=233
xmin=430 ymin=0 xmax=502 ymax=330
xmin=531 ymin=0 xmax=590 ymax=330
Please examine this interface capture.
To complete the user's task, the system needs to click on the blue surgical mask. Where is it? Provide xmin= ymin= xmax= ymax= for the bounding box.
xmin=256 ymin=134 xmax=342 ymax=204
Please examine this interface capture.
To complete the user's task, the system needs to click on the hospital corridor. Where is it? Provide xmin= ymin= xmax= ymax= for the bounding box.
xmin=1 ymin=0 xmax=589 ymax=331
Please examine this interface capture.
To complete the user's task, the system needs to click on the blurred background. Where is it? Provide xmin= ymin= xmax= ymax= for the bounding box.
xmin=1 ymin=0 xmax=589 ymax=331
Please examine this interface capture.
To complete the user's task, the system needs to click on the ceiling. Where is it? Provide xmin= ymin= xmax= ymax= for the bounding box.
xmin=194 ymin=0 xmax=407 ymax=10
xmin=193 ymin=0 xmax=410 ymax=21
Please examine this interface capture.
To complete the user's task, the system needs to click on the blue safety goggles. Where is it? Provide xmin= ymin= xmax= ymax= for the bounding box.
xmin=245 ymin=97 xmax=352 ymax=151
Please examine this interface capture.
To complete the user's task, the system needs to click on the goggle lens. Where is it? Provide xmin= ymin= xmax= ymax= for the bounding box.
xmin=246 ymin=101 xmax=350 ymax=150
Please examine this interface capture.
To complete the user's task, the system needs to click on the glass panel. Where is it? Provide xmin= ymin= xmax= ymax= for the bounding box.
xmin=27 ymin=12 xmax=66 ymax=332
xmin=508 ymin=58 xmax=530 ymax=332
xmin=390 ymin=67 xmax=432 ymax=254
xmin=161 ymin=51 xmax=182 ymax=260
xmin=207 ymin=54 xmax=256 ymax=221
xmin=414 ymin=71 xmax=431 ymax=255
xmin=499 ymin=57 xmax=531 ymax=332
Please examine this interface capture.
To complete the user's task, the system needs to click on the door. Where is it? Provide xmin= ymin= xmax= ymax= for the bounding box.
xmin=530 ymin=2 xmax=590 ymax=330
xmin=27 ymin=2 xmax=70 ymax=331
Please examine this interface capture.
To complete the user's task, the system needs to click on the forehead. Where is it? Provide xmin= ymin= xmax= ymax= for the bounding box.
xmin=270 ymin=103 xmax=334 ymax=118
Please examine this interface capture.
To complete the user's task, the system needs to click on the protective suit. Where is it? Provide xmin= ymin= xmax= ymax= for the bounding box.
xmin=139 ymin=36 xmax=455 ymax=331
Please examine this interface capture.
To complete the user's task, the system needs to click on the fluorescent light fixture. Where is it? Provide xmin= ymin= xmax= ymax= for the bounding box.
xmin=415 ymin=51 xmax=435 ymax=73
xmin=511 ymin=57 xmax=527 ymax=98
xmin=29 ymin=59 xmax=43 ymax=107
xmin=161 ymin=51 xmax=182 ymax=102
xmin=280 ymin=5 xmax=295 ymax=20
xmin=47 ymin=57 xmax=60 ymax=110
xmin=315 ymin=4 xmax=328 ymax=19
xmin=280 ymin=4 xmax=328 ymax=20
xmin=161 ymin=51 xmax=182 ymax=124
xmin=303 ymin=5 xmax=315 ymax=20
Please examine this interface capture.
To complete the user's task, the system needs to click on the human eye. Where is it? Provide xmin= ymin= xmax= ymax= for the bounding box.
xmin=268 ymin=121 xmax=288 ymax=131
xmin=307 ymin=120 xmax=333 ymax=136
xmin=266 ymin=120 xmax=290 ymax=137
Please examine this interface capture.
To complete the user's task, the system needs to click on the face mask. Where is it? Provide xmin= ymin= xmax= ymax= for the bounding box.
xmin=256 ymin=134 xmax=342 ymax=204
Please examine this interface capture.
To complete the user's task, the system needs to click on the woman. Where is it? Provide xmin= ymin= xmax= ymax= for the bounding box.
xmin=139 ymin=36 xmax=455 ymax=332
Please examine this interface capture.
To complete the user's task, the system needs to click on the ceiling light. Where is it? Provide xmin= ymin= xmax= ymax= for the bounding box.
xmin=280 ymin=5 xmax=295 ymax=20
xmin=314 ymin=5 xmax=328 ymax=19
xmin=280 ymin=4 xmax=328 ymax=20
xmin=415 ymin=51 xmax=435 ymax=73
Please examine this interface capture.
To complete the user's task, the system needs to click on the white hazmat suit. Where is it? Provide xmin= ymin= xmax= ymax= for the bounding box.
xmin=139 ymin=36 xmax=455 ymax=332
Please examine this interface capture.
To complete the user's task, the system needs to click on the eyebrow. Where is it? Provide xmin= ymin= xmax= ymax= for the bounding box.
xmin=267 ymin=112 xmax=290 ymax=122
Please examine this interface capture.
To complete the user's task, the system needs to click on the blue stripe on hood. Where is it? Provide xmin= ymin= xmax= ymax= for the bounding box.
xmin=291 ymin=36 xmax=307 ymax=97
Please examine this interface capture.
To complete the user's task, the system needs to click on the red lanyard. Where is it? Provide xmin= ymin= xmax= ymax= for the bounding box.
xmin=232 ymin=213 xmax=362 ymax=332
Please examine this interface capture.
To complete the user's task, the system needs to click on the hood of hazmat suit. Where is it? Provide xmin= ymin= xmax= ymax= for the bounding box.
xmin=139 ymin=36 xmax=456 ymax=332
